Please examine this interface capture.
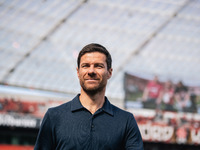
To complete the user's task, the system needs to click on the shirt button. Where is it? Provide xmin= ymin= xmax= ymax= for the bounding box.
xmin=91 ymin=124 xmax=94 ymax=128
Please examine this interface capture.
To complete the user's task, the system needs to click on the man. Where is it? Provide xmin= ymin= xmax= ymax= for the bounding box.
xmin=174 ymin=81 xmax=191 ymax=112
xmin=142 ymin=75 xmax=163 ymax=109
xmin=34 ymin=43 xmax=143 ymax=150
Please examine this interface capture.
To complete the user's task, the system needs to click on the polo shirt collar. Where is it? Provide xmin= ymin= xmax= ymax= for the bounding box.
xmin=102 ymin=96 xmax=114 ymax=116
xmin=71 ymin=94 xmax=84 ymax=112
xmin=71 ymin=94 xmax=114 ymax=116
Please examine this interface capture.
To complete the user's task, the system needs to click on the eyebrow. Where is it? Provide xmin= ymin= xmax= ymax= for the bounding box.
xmin=80 ymin=63 xmax=105 ymax=66
xmin=94 ymin=63 xmax=105 ymax=66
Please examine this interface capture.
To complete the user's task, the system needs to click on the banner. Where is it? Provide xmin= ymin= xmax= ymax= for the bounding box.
xmin=0 ymin=113 xmax=40 ymax=128
xmin=128 ymin=108 xmax=200 ymax=145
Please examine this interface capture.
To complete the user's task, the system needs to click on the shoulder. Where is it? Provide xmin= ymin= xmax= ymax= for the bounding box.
xmin=147 ymin=81 xmax=153 ymax=85
xmin=111 ymin=104 xmax=135 ymax=120
xmin=104 ymin=97 xmax=133 ymax=118
xmin=47 ymin=100 xmax=72 ymax=117
xmin=110 ymin=104 xmax=140 ymax=135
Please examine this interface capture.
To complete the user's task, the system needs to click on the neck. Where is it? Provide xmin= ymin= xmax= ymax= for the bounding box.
xmin=79 ymin=89 xmax=105 ymax=114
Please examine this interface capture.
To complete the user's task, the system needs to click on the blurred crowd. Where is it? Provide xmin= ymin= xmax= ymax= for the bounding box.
xmin=0 ymin=98 xmax=63 ymax=117
xmin=0 ymin=98 xmax=45 ymax=117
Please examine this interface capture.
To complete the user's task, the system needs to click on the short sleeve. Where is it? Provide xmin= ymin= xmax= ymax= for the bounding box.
xmin=125 ymin=114 xmax=144 ymax=150
xmin=34 ymin=109 xmax=55 ymax=150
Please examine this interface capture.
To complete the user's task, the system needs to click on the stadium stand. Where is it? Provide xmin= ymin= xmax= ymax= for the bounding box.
xmin=1 ymin=0 xmax=200 ymax=102
xmin=0 ymin=0 xmax=200 ymax=149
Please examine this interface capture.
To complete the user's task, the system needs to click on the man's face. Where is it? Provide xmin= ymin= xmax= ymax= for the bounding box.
xmin=77 ymin=52 xmax=112 ymax=95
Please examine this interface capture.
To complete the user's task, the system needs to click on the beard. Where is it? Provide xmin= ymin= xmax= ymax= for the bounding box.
xmin=80 ymin=79 xmax=107 ymax=96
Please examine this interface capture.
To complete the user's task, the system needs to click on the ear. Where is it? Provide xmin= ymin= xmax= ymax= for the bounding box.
xmin=76 ymin=67 xmax=80 ymax=79
xmin=107 ymin=68 xmax=113 ymax=79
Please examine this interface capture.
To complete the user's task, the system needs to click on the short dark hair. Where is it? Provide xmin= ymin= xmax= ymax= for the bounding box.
xmin=77 ymin=43 xmax=112 ymax=70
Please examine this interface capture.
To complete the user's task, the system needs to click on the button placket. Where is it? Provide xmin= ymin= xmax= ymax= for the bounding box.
xmin=91 ymin=109 xmax=103 ymax=131
xmin=91 ymin=116 xmax=95 ymax=131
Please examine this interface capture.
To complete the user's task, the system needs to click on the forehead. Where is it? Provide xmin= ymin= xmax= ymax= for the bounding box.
xmin=80 ymin=52 xmax=106 ymax=63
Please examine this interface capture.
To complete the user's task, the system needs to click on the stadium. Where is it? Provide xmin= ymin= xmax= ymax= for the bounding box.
xmin=0 ymin=0 xmax=200 ymax=149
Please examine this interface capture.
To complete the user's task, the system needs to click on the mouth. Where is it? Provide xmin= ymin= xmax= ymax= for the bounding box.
xmin=85 ymin=78 xmax=100 ymax=82
xmin=85 ymin=79 xmax=99 ymax=81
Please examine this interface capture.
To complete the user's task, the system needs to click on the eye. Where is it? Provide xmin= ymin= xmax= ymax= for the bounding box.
xmin=95 ymin=64 xmax=104 ymax=68
xmin=81 ymin=64 xmax=89 ymax=68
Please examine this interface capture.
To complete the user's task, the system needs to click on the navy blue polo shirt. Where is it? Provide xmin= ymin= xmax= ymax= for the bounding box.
xmin=34 ymin=94 xmax=143 ymax=150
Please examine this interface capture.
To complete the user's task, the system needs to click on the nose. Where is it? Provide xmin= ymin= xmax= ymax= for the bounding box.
xmin=88 ymin=66 xmax=96 ymax=76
